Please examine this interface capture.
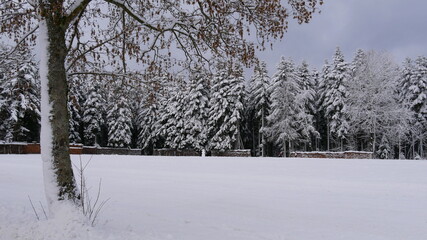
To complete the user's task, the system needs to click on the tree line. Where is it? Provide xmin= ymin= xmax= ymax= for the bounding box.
xmin=1 ymin=45 xmax=426 ymax=159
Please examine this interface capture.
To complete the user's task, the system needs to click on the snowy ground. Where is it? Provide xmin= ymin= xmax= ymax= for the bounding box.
xmin=1 ymin=155 xmax=426 ymax=240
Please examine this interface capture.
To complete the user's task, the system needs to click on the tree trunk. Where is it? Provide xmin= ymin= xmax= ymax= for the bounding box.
xmin=39 ymin=14 xmax=78 ymax=206
xmin=327 ymin=118 xmax=330 ymax=151
xmin=235 ymin=121 xmax=243 ymax=149
xmin=412 ymin=136 xmax=415 ymax=159
xmin=258 ymin=124 xmax=261 ymax=156
xmin=261 ymin=107 xmax=265 ymax=157
xmin=252 ymin=122 xmax=256 ymax=156
xmin=372 ymin=118 xmax=376 ymax=159
xmin=372 ymin=132 xmax=376 ymax=159
xmin=398 ymin=132 xmax=401 ymax=159
xmin=283 ymin=137 xmax=286 ymax=158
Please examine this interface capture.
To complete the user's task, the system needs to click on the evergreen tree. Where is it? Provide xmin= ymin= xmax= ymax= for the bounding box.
xmin=406 ymin=56 xmax=427 ymax=116
xmin=310 ymin=69 xmax=324 ymax=150
xmin=296 ymin=61 xmax=316 ymax=109
xmin=399 ymin=56 xmax=427 ymax=158
xmin=68 ymin=96 xmax=81 ymax=144
xmin=138 ymin=76 xmax=167 ymax=154
xmin=182 ymin=67 xmax=210 ymax=151
xmin=322 ymin=47 xmax=351 ymax=150
xmin=82 ymin=81 xmax=104 ymax=146
xmin=296 ymin=60 xmax=318 ymax=151
xmin=350 ymin=49 xmax=366 ymax=77
xmin=398 ymin=58 xmax=414 ymax=103
xmin=157 ymin=80 xmax=188 ymax=149
xmin=412 ymin=56 xmax=427 ymax=158
xmin=316 ymin=60 xmax=331 ymax=150
xmin=228 ymin=64 xmax=246 ymax=150
xmin=247 ymin=61 xmax=271 ymax=156
xmin=208 ymin=62 xmax=245 ymax=151
xmin=266 ymin=57 xmax=315 ymax=156
xmin=0 ymin=47 xmax=40 ymax=142
xmin=68 ymin=76 xmax=86 ymax=144
xmin=107 ymin=86 xmax=132 ymax=148
xmin=377 ymin=135 xmax=391 ymax=159
xmin=121 ymin=75 xmax=144 ymax=149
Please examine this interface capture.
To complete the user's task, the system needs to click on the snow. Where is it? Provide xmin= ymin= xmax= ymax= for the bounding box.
xmin=66 ymin=0 xmax=85 ymax=15
xmin=1 ymin=155 xmax=427 ymax=240
xmin=37 ymin=20 xmax=58 ymax=208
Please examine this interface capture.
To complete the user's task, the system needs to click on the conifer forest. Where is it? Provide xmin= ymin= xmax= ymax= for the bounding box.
xmin=1 ymin=45 xmax=425 ymax=159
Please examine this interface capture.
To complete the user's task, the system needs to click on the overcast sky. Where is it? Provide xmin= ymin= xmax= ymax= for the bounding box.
xmin=2 ymin=1 xmax=425 ymax=76
xmin=256 ymin=0 xmax=427 ymax=73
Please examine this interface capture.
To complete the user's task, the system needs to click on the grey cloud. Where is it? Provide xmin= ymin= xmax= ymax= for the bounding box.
xmin=255 ymin=0 xmax=427 ymax=75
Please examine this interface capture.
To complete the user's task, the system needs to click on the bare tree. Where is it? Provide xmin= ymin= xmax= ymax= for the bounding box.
xmin=347 ymin=51 xmax=411 ymax=157
xmin=0 ymin=0 xmax=324 ymax=208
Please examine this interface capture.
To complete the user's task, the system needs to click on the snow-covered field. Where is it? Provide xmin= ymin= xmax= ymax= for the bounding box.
xmin=1 ymin=155 xmax=426 ymax=240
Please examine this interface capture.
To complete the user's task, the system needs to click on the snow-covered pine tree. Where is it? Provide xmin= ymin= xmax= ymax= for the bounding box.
xmin=240 ymin=89 xmax=252 ymax=153
xmin=396 ymin=58 xmax=416 ymax=157
xmin=129 ymin=80 xmax=144 ymax=148
xmin=322 ymin=47 xmax=351 ymax=151
xmin=399 ymin=56 xmax=427 ymax=158
xmin=296 ymin=60 xmax=318 ymax=151
xmin=208 ymin=61 xmax=245 ymax=151
xmin=350 ymin=49 xmax=366 ymax=77
xmin=0 ymin=47 xmax=40 ymax=142
xmin=398 ymin=58 xmax=414 ymax=103
xmin=82 ymin=79 xmax=105 ymax=146
xmin=247 ymin=61 xmax=271 ymax=156
xmin=377 ymin=135 xmax=391 ymax=159
xmin=68 ymin=75 xmax=85 ymax=144
xmin=229 ymin=64 xmax=246 ymax=150
xmin=412 ymin=56 xmax=427 ymax=158
xmin=181 ymin=66 xmax=210 ymax=151
xmin=157 ymin=79 xmax=188 ymax=149
xmin=296 ymin=61 xmax=316 ymax=111
xmin=68 ymin=98 xmax=81 ymax=144
xmin=107 ymin=84 xmax=132 ymax=148
xmin=310 ymin=69 xmax=324 ymax=150
xmin=266 ymin=57 xmax=315 ymax=157
xmin=138 ymin=76 xmax=166 ymax=154
xmin=316 ymin=60 xmax=331 ymax=150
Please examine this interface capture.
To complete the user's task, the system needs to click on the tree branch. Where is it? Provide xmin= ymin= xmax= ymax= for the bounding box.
xmin=68 ymin=71 xmax=132 ymax=78
xmin=66 ymin=34 xmax=123 ymax=72
xmin=64 ymin=0 xmax=92 ymax=25
xmin=6 ymin=25 xmax=39 ymax=57
xmin=103 ymin=0 xmax=161 ymax=32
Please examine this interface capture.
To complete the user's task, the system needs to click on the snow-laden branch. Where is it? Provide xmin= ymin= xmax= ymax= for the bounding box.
xmin=65 ymin=0 xmax=92 ymax=25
